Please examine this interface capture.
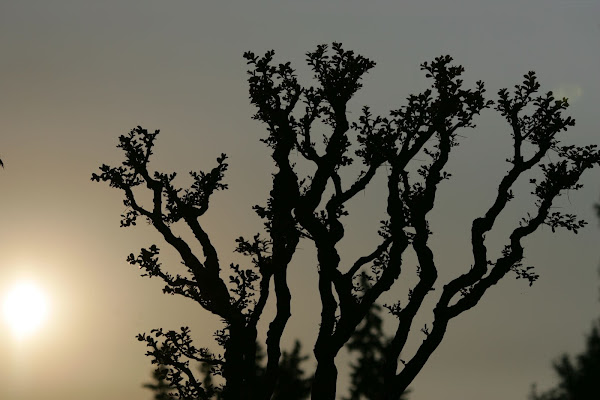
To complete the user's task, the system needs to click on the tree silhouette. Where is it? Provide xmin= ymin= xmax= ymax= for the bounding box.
xmin=144 ymin=302 xmax=408 ymax=400
xmin=529 ymin=319 xmax=600 ymax=400
xmin=145 ymin=340 xmax=312 ymax=400
xmin=528 ymin=206 xmax=600 ymax=400
xmin=262 ymin=340 xmax=312 ymax=400
xmin=344 ymin=274 xmax=409 ymax=400
xmin=144 ymin=365 xmax=172 ymax=400
xmin=93 ymin=43 xmax=600 ymax=399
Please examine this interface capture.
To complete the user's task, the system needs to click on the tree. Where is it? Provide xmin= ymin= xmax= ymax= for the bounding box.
xmin=265 ymin=340 xmax=313 ymax=400
xmin=529 ymin=319 xmax=600 ymax=400
xmin=144 ymin=299 xmax=403 ymax=400
xmin=144 ymin=340 xmax=313 ymax=400
xmin=528 ymin=206 xmax=600 ymax=400
xmin=144 ymin=365 xmax=172 ymax=400
xmin=92 ymin=43 xmax=600 ymax=400
xmin=344 ymin=274 xmax=408 ymax=400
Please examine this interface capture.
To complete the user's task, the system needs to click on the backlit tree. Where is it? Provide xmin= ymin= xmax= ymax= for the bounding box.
xmin=93 ymin=43 xmax=600 ymax=399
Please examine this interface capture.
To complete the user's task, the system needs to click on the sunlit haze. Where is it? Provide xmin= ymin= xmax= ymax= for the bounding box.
xmin=3 ymin=281 xmax=49 ymax=340
xmin=0 ymin=1 xmax=599 ymax=399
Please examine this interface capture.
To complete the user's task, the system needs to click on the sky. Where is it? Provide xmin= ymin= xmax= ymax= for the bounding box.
xmin=0 ymin=0 xmax=599 ymax=399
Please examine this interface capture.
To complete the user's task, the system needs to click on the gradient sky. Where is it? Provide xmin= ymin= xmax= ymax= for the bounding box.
xmin=1 ymin=1 xmax=599 ymax=399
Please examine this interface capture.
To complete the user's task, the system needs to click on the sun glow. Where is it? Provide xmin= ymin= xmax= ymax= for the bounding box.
xmin=3 ymin=281 xmax=49 ymax=340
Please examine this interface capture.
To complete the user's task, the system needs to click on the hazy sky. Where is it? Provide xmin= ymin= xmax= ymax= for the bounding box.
xmin=1 ymin=1 xmax=599 ymax=399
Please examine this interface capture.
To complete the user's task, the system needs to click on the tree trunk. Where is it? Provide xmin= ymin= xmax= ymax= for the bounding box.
xmin=311 ymin=357 xmax=338 ymax=400
xmin=222 ymin=325 xmax=251 ymax=399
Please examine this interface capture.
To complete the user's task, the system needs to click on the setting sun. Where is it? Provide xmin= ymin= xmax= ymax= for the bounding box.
xmin=3 ymin=281 xmax=49 ymax=340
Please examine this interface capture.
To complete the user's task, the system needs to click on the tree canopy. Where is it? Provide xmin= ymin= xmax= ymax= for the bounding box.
xmin=529 ymin=208 xmax=600 ymax=400
xmin=529 ymin=317 xmax=600 ymax=400
xmin=93 ymin=43 xmax=600 ymax=400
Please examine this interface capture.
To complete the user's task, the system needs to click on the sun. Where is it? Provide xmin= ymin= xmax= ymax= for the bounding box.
xmin=3 ymin=281 xmax=49 ymax=340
